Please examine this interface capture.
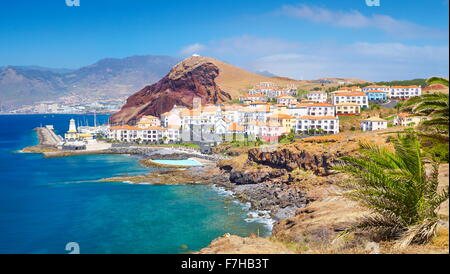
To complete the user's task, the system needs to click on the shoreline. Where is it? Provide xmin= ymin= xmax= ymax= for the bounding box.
xmin=21 ymin=126 xmax=308 ymax=246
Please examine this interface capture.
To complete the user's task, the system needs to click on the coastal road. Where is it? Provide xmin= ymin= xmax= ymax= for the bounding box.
xmin=380 ymin=99 xmax=398 ymax=109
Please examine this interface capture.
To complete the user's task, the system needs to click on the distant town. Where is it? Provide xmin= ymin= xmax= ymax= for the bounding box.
xmin=2 ymin=97 xmax=126 ymax=114
xmin=47 ymin=81 xmax=426 ymax=153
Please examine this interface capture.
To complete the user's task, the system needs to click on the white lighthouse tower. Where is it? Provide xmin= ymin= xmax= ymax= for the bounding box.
xmin=68 ymin=118 xmax=77 ymax=133
xmin=65 ymin=119 xmax=79 ymax=142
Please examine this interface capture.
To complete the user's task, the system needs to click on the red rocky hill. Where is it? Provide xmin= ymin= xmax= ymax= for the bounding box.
xmin=110 ymin=57 xmax=233 ymax=124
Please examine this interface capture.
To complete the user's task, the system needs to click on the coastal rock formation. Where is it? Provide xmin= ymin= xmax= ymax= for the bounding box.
xmin=247 ymin=147 xmax=337 ymax=175
xmin=110 ymin=57 xmax=234 ymax=124
xmin=229 ymin=167 xmax=286 ymax=185
xmin=247 ymin=140 xmax=362 ymax=175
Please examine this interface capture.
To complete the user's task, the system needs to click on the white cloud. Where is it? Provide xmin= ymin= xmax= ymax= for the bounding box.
xmin=179 ymin=35 xmax=301 ymax=60
xmin=278 ymin=4 xmax=447 ymax=39
xmin=179 ymin=43 xmax=206 ymax=56
xmin=178 ymin=36 xmax=449 ymax=81
xmin=249 ymin=42 xmax=449 ymax=81
xmin=209 ymin=35 xmax=301 ymax=57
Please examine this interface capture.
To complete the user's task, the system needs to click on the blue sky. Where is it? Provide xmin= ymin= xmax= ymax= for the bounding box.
xmin=0 ymin=0 xmax=448 ymax=81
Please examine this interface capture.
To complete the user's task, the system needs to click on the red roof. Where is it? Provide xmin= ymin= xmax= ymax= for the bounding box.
xmin=297 ymin=116 xmax=339 ymax=120
xmin=334 ymin=92 xmax=367 ymax=97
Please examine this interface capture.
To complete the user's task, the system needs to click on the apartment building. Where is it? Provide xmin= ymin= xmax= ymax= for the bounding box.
xmin=361 ymin=117 xmax=388 ymax=132
xmin=332 ymin=92 xmax=369 ymax=108
xmin=306 ymin=91 xmax=327 ymax=103
xmin=295 ymin=116 xmax=339 ymax=135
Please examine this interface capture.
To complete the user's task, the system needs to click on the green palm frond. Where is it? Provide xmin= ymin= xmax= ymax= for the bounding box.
xmin=333 ymin=133 xmax=449 ymax=246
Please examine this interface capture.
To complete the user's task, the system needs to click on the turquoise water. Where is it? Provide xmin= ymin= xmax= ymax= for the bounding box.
xmin=0 ymin=114 xmax=269 ymax=254
xmin=151 ymin=159 xmax=203 ymax=166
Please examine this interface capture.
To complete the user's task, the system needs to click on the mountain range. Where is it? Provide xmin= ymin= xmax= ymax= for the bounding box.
xmin=0 ymin=55 xmax=179 ymax=110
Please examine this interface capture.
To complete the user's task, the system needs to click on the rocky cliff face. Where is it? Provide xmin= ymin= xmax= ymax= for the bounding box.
xmin=247 ymin=147 xmax=343 ymax=176
xmin=110 ymin=57 xmax=232 ymax=124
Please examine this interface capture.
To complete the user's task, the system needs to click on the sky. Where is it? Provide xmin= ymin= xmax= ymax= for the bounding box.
xmin=0 ymin=0 xmax=448 ymax=81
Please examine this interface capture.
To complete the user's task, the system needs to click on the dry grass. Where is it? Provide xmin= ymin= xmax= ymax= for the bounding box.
xmin=184 ymin=57 xmax=365 ymax=98
xmin=218 ymin=153 xmax=248 ymax=169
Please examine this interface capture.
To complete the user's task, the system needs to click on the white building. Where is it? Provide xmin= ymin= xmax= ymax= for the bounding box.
xmin=393 ymin=113 xmax=428 ymax=127
xmin=107 ymin=125 xmax=168 ymax=143
xmin=277 ymin=95 xmax=297 ymax=106
xmin=307 ymin=91 xmax=327 ymax=103
xmin=160 ymin=108 xmax=182 ymax=128
xmin=361 ymin=117 xmax=388 ymax=132
xmin=362 ymin=85 xmax=390 ymax=93
xmin=245 ymin=121 xmax=283 ymax=141
xmin=295 ymin=116 xmax=339 ymax=135
xmin=389 ymin=86 xmax=422 ymax=100
xmin=333 ymin=92 xmax=369 ymax=108
xmin=239 ymin=93 xmax=268 ymax=104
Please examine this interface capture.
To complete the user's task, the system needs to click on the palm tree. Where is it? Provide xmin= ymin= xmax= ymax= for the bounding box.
xmin=402 ymin=93 xmax=449 ymax=132
xmin=394 ymin=101 xmax=403 ymax=114
xmin=334 ymin=133 xmax=448 ymax=247
xmin=400 ymin=77 xmax=449 ymax=137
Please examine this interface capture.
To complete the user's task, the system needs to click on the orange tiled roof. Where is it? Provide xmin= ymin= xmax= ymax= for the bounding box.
xmin=364 ymin=85 xmax=389 ymax=88
xmin=296 ymin=102 xmax=334 ymax=107
xmin=228 ymin=123 xmax=245 ymax=132
xmin=297 ymin=116 xmax=338 ymax=120
xmin=110 ymin=125 xmax=166 ymax=130
xmin=392 ymin=85 xmax=420 ymax=88
xmin=251 ymin=101 xmax=268 ymax=105
xmin=240 ymin=93 xmax=266 ymax=98
xmin=334 ymin=92 xmax=367 ymax=97
xmin=268 ymin=114 xmax=296 ymax=120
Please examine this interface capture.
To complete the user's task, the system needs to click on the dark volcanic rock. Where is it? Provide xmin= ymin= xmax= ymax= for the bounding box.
xmin=146 ymin=153 xmax=191 ymax=160
xmin=247 ymin=147 xmax=341 ymax=175
xmin=229 ymin=168 xmax=286 ymax=185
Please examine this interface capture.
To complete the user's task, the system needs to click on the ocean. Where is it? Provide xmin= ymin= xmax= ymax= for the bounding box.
xmin=0 ymin=114 xmax=269 ymax=254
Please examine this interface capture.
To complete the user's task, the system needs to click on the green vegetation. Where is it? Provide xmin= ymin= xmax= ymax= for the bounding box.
xmin=369 ymin=103 xmax=381 ymax=111
xmin=334 ymin=133 xmax=448 ymax=247
xmin=295 ymin=90 xmax=309 ymax=98
xmin=224 ymin=139 xmax=265 ymax=148
xmin=402 ymin=93 xmax=449 ymax=134
xmin=225 ymin=99 xmax=241 ymax=105
xmin=278 ymin=130 xmax=296 ymax=144
xmin=421 ymin=137 xmax=449 ymax=163
xmin=394 ymin=101 xmax=404 ymax=114
xmin=357 ymin=79 xmax=429 ymax=88
xmin=426 ymin=77 xmax=449 ymax=87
